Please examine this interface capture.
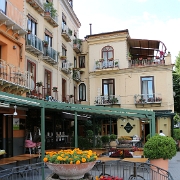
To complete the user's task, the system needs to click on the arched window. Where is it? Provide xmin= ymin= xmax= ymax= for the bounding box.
xmin=79 ymin=83 xmax=86 ymax=101
xmin=102 ymin=46 xmax=114 ymax=61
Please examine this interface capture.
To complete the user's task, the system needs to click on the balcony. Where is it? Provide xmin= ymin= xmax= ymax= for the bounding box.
xmin=134 ymin=93 xmax=162 ymax=107
xmin=95 ymin=59 xmax=119 ymax=70
xmin=73 ymin=69 xmax=81 ymax=82
xmin=0 ymin=0 xmax=26 ymax=35
xmin=26 ymin=0 xmax=44 ymax=14
xmin=43 ymin=46 xmax=58 ymax=65
xmin=25 ymin=34 xmax=44 ymax=56
xmin=61 ymin=25 xmax=72 ymax=42
xmin=94 ymin=95 xmax=121 ymax=106
xmin=73 ymin=39 xmax=82 ymax=53
xmin=61 ymin=61 xmax=72 ymax=74
xmin=0 ymin=59 xmax=33 ymax=94
xmin=128 ymin=58 xmax=165 ymax=68
xmin=44 ymin=4 xmax=58 ymax=28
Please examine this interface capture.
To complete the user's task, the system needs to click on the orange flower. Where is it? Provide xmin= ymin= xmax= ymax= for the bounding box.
xmin=76 ymin=160 xmax=80 ymax=164
xmin=70 ymin=161 xmax=73 ymax=164
xmin=82 ymin=158 xmax=86 ymax=163
xmin=43 ymin=157 xmax=48 ymax=162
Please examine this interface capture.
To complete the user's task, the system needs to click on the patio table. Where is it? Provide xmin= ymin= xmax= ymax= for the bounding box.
xmin=122 ymin=158 xmax=148 ymax=179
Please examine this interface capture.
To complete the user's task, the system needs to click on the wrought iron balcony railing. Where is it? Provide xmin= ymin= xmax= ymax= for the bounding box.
xmin=94 ymin=95 xmax=121 ymax=105
xmin=95 ymin=59 xmax=119 ymax=70
xmin=61 ymin=24 xmax=72 ymax=42
xmin=134 ymin=93 xmax=162 ymax=104
xmin=72 ymin=69 xmax=81 ymax=82
xmin=61 ymin=61 xmax=72 ymax=74
xmin=44 ymin=5 xmax=58 ymax=27
xmin=43 ymin=46 xmax=58 ymax=65
xmin=73 ymin=38 xmax=81 ymax=53
xmin=0 ymin=59 xmax=33 ymax=92
xmin=25 ymin=34 xmax=44 ymax=56
xmin=129 ymin=58 xmax=165 ymax=68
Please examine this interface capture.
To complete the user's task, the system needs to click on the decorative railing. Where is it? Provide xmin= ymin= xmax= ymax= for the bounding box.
xmin=73 ymin=38 xmax=81 ymax=53
xmin=134 ymin=93 xmax=162 ymax=104
xmin=0 ymin=59 xmax=32 ymax=90
xmin=61 ymin=61 xmax=72 ymax=74
xmin=62 ymin=24 xmax=72 ymax=36
xmin=43 ymin=46 xmax=58 ymax=64
xmin=95 ymin=59 xmax=119 ymax=70
xmin=94 ymin=95 xmax=120 ymax=105
xmin=72 ymin=69 xmax=81 ymax=82
xmin=129 ymin=58 xmax=165 ymax=67
xmin=25 ymin=34 xmax=44 ymax=54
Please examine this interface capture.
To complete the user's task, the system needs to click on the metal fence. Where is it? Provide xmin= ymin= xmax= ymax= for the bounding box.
xmin=0 ymin=160 xmax=174 ymax=180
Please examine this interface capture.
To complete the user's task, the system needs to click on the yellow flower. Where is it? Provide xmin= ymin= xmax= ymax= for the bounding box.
xmin=76 ymin=160 xmax=80 ymax=164
xmin=82 ymin=158 xmax=86 ymax=163
xmin=43 ymin=157 xmax=48 ymax=162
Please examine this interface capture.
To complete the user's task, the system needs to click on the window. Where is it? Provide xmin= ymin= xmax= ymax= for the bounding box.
xmin=62 ymin=44 xmax=66 ymax=56
xmin=141 ymin=76 xmax=154 ymax=101
xmin=0 ymin=0 xmax=6 ymax=14
xmin=79 ymin=83 xmax=86 ymax=101
xmin=74 ymin=57 xmax=77 ymax=68
xmin=44 ymin=69 xmax=52 ymax=96
xmin=27 ymin=60 xmax=36 ymax=89
xmin=27 ymin=15 xmax=37 ymax=35
xmin=79 ymin=56 xmax=85 ymax=68
xmin=102 ymin=46 xmax=114 ymax=61
xmin=102 ymin=79 xmax=115 ymax=96
xmin=45 ymin=33 xmax=52 ymax=47
xmin=62 ymin=12 xmax=66 ymax=32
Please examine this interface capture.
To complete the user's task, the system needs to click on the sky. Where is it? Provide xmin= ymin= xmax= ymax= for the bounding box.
xmin=73 ymin=0 xmax=180 ymax=63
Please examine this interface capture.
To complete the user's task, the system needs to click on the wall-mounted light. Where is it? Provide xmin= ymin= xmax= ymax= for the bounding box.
xmin=133 ymin=124 xmax=136 ymax=126
xmin=164 ymin=124 xmax=167 ymax=126
xmin=121 ymin=125 xmax=124 ymax=127
xmin=13 ymin=45 xmax=16 ymax=49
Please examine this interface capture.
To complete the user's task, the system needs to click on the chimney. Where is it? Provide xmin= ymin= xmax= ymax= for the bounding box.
xmin=89 ymin=23 xmax=92 ymax=35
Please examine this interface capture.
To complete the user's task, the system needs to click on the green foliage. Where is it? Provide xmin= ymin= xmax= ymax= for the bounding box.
xmin=173 ymin=129 xmax=180 ymax=140
xmin=101 ymin=135 xmax=110 ymax=144
xmin=44 ymin=2 xmax=57 ymax=18
xmin=174 ymin=113 xmax=180 ymax=125
xmin=146 ymin=134 xmax=150 ymax=141
xmin=173 ymin=71 xmax=180 ymax=113
xmin=110 ymin=134 xmax=117 ymax=141
xmin=144 ymin=135 xmax=177 ymax=160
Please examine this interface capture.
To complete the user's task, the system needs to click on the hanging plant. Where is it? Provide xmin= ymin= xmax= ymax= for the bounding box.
xmin=52 ymin=87 xmax=58 ymax=92
xmin=36 ymin=82 xmax=43 ymax=87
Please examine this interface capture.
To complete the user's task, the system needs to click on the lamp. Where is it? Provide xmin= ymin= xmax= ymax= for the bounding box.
xmin=13 ymin=105 xmax=18 ymax=116
xmin=164 ymin=124 xmax=167 ymax=126
xmin=121 ymin=125 xmax=124 ymax=127
xmin=133 ymin=124 xmax=136 ymax=126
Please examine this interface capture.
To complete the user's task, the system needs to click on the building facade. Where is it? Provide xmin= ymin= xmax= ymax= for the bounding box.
xmin=83 ymin=30 xmax=174 ymax=141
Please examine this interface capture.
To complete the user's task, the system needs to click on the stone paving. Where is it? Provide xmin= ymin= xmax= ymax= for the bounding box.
xmin=169 ymin=151 xmax=180 ymax=180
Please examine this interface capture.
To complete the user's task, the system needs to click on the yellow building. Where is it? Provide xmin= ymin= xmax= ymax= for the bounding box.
xmin=81 ymin=30 xmax=174 ymax=141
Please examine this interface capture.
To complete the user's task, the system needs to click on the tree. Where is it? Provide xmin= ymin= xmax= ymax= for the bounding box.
xmin=173 ymin=51 xmax=180 ymax=113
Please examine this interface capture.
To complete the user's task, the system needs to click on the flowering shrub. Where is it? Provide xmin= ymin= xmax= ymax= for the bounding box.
xmin=43 ymin=148 xmax=97 ymax=164
xmin=109 ymin=149 xmax=132 ymax=158
xmin=95 ymin=176 xmax=123 ymax=180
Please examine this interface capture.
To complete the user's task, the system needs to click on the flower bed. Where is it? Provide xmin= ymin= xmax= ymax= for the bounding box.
xmin=109 ymin=149 xmax=133 ymax=158
xmin=96 ymin=176 xmax=123 ymax=180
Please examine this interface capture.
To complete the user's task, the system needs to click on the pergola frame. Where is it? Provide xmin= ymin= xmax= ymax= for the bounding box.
xmin=0 ymin=92 xmax=155 ymax=179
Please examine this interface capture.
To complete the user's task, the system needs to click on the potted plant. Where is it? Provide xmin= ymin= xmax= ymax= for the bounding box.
xmin=101 ymin=135 xmax=110 ymax=147
xmin=44 ymin=149 xmax=97 ymax=179
xmin=44 ymin=2 xmax=57 ymax=18
xmin=36 ymin=82 xmax=42 ymax=87
xmin=60 ymin=56 xmax=66 ymax=60
xmin=115 ymin=61 xmax=119 ymax=67
xmin=43 ymin=40 xmax=48 ymax=47
xmin=52 ymin=87 xmax=58 ymax=92
xmin=99 ymin=58 xmax=104 ymax=62
xmin=109 ymin=134 xmax=117 ymax=148
xmin=144 ymin=135 xmax=176 ymax=171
